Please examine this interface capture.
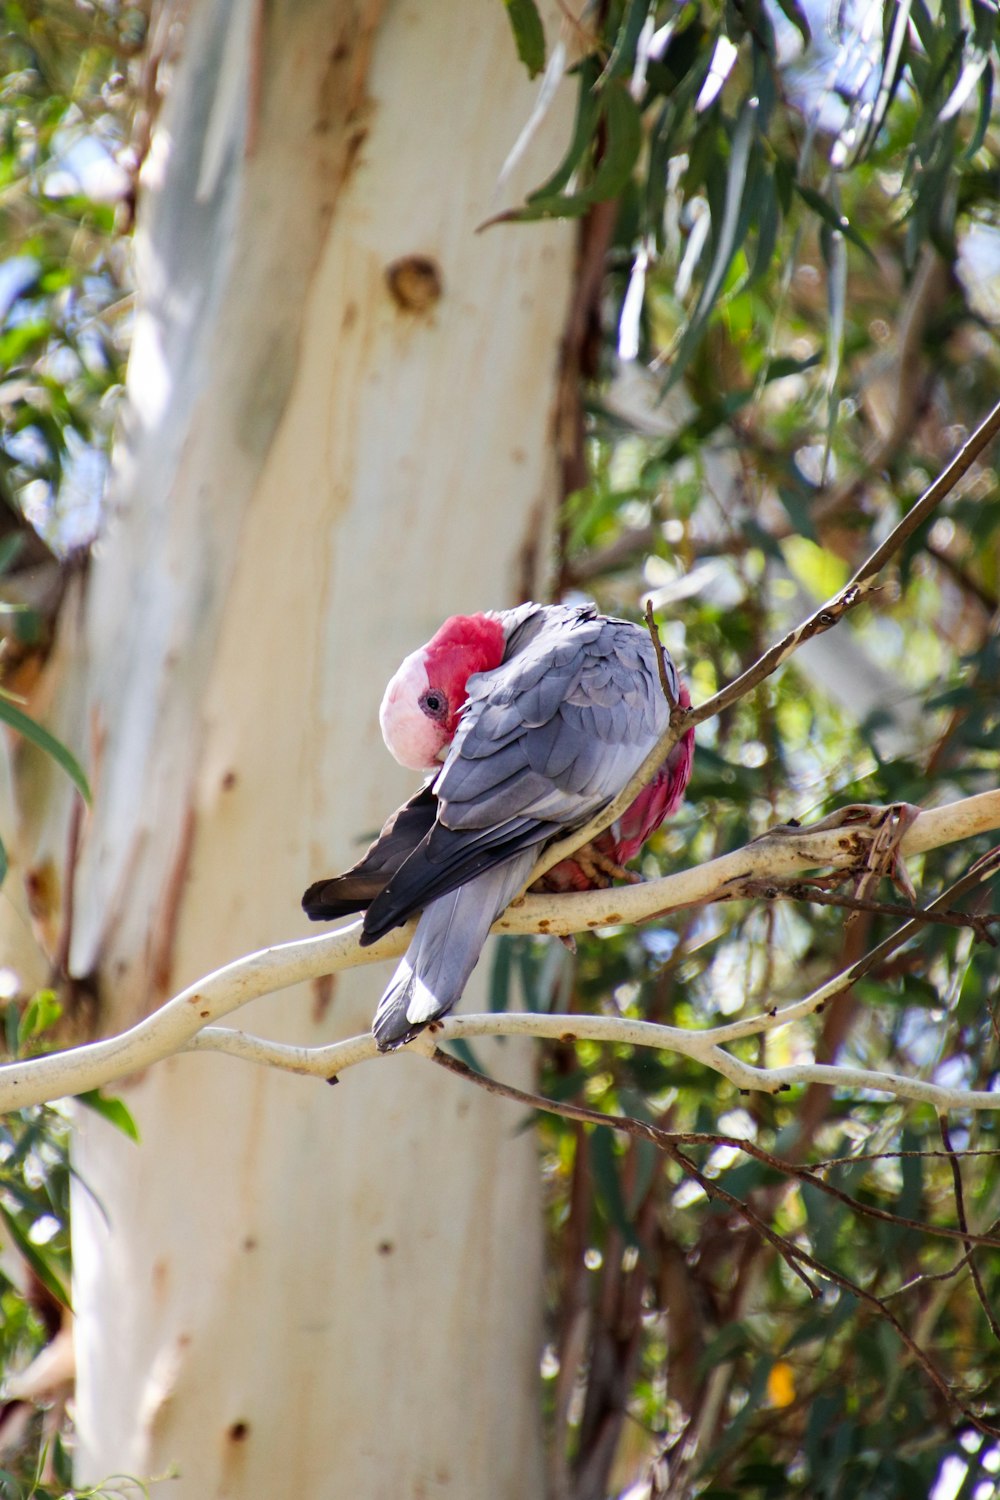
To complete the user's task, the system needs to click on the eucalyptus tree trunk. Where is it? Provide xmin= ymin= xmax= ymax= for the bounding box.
xmin=18 ymin=2 xmax=574 ymax=1492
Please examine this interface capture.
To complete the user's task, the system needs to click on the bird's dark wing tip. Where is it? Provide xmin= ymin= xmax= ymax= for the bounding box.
xmin=302 ymin=879 xmax=342 ymax=921
xmin=302 ymin=875 xmax=382 ymax=922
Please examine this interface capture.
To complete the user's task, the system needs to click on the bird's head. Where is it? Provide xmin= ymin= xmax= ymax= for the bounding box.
xmin=379 ymin=613 xmax=506 ymax=771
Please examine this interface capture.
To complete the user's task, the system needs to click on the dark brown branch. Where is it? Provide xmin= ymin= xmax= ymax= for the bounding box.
xmin=740 ymin=877 xmax=1000 ymax=939
xmin=532 ymin=400 xmax=1000 ymax=885
xmin=431 ymin=1048 xmax=1000 ymax=1437
xmin=667 ymin=1144 xmax=821 ymax=1297
xmin=939 ymin=1116 xmax=1000 ymax=1346
xmin=431 ymin=1052 xmax=1000 ymax=1248
xmin=643 ymin=597 xmax=677 ymax=704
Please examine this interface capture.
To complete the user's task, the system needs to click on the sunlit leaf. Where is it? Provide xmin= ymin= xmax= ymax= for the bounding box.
xmin=0 ymin=691 xmax=90 ymax=802
xmin=590 ymin=1125 xmax=640 ymax=1247
xmin=17 ymin=989 xmax=61 ymax=1048
xmin=0 ymin=1203 xmax=71 ymax=1309
xmin=76 ymin=1090 xmax=141 ymax=1143
xmin=504 ymin=0 xmax=546 ymax=78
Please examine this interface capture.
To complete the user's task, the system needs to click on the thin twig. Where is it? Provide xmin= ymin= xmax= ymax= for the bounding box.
xmin=939 ymin=1116 xmax=1000 ymax=1346
xmin=706 ymin=843 xmax=1000 ymax=1047
xmin=741 ymin=878 xmax=1000 ymax=939
xmin=886 ymin=1217 xmax=1000 ymax=1300
xmin=643 ymin=597 xmax=677 ymax=704
xmin=812 ymin=1147 xmax=1000 ymax=1170
xmin=431 ymin=1048 xmax=820 ymax=1293
xmin=430 ymin=1048 xmax=1000 ymax=1438
xmin=669 ymin=1144 xmax=822 ymax=1297
xmin=428 ymin=1053 xmax=1000 ymax=1248
xmin=529 ymin=398 xmax=1000 ymax=886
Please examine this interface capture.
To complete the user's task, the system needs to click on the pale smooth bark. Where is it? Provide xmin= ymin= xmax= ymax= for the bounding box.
xmin=16 ymin=1 xmax=575 ymax=1493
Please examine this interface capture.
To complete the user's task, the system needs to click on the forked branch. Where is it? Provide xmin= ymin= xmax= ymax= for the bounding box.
xmin=0 ymin=790 xmax=996 ymax=1113
xmin=529 ymin=398 xmax=1000 ymax=886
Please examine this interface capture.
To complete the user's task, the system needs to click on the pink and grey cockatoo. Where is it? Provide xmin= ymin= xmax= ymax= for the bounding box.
xmin=302 ymin=602 xmax=694 ymax=1050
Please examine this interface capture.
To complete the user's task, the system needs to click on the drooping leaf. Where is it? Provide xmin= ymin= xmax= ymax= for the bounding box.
xmin=527 ymin=56 xmax=602 ymax=201
xmin=0 ymin=1202 xmax=71 ymax=1309
xmin=494 ymin=73 xmax=642 ymax=224
xmin=589 ymin=1124 xmax=641 ymax=1247
xmin=599 ymin=0 xmax=654 ymax=88
xmin=662 ymin=95 xmax=758 ymax=391
xmin=76 ymin=1090 xmax=141 ymax=1143
xmin=0 ymin=691 xmax=90 ymax=802
xmin=795 ymin=184 xmax=875 ymax=261
xmin=772 ymin=0 xmax=811 ymax=48
xmin=504 ymin=0 xmax=546 ymax=78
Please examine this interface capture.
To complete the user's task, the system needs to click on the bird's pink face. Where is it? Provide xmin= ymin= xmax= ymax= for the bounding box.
xmin=379 ymin=614 xmax=506 ymax=771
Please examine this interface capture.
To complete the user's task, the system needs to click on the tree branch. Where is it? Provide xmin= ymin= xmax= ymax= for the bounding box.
xmin=0 ymin=791 xmax=996 ymax=1113
xmin=186 ymin=1006 xmax=1000 ymax=1114
xmin=429 ymin=1050 xmax=1000 ymax=1439
xmin=503 ymin=792 xmax=1000 ymax=937
xmin=528 ymin=397 xmax=1000 ymax=886
xmin=939 ymin=1116 xmax=1000 ymax=1346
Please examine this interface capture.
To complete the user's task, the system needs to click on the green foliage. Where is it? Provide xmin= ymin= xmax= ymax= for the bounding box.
xmin=0 ymin=992 xmax=137 ymax=1492
xmin=0 ymin=693 xmax=89 ymax=804
xmin=0 ymin=1 xmax=126 ymax=896
xmin=0 ymin=1458 xmax=163 ymax=1500
xmin=1 ymin=2 xmax=999 ymax=1497
xmin=503 ymin=0 xmax=999 ymax=395
xmin=497 ymin=2 xmax=1000 ymax=1494
xmin=0 ymin=0 xmax=139 ymax=547
xmin=504 ymin=0 xmax=547 ymax=78
xmin=0 ymin=1097 xmax=73 ymax=1482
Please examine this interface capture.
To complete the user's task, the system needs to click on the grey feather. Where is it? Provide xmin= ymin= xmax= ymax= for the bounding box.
xmin=361 ymin=601 xmax=682 ymax=1048
xmin=433 ymin=608 xmax=673 ymax=834
xmin=372 ymin=851 xmax=537 ymax=1050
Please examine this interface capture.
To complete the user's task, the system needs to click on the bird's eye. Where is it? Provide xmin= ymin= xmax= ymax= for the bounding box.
xmin=420 ymin=689 xmax=448 ymax=720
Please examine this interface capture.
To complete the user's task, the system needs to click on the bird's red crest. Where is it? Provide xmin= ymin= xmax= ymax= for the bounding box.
xmin=380 ymin=612 xmax=506 ymax=771
xmin=423 ymin=614 xmax=505 ymax=736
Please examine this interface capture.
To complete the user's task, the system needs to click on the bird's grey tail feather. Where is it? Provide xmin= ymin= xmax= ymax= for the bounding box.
xmin=372 ymin=850 xmax=537 ymax=1051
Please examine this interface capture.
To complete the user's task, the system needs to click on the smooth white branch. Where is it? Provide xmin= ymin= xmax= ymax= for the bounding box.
xmin=187 ymin=1012 xmax=1000 ymax=1114
xmin=0 ymin=789 xmax=996 ymax=1114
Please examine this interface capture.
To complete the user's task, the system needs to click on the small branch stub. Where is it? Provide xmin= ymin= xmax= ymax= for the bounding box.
xmin=385 ymin=255 xmax=443 ymax=313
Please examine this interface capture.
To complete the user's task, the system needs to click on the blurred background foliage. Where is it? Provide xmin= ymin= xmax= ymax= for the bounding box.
xmin=0 ymin=0 xmax=139 ymax=555
xmin=0 ymin=3 xmax=142 ymax=1494
xmin=0 ymin=0 xmax=999 ymax=1496
xmin=496 ymin=0 xmax=1000 ymax=1496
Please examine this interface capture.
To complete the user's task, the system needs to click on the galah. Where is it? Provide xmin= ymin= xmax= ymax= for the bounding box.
xmin=302 ymin=602 xmax=694 ymax=1050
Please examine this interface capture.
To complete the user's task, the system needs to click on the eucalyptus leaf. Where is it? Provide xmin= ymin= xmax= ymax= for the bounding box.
xmin=0 ymin=1203 xmax=71 ymax=1309
xmin=77 ymin=1090 xmax=141 ymax=1143
xmin=504 ymin=0 xmax=546 ymax=78
xmin=0 ymin=692 xmax=90 ymax=802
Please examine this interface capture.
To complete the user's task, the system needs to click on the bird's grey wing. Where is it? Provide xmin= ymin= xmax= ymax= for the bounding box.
xmin=361 ymin=615 xmax=672 ymax=942
xmin=442 ymin=611 xmax=673 ymax=827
